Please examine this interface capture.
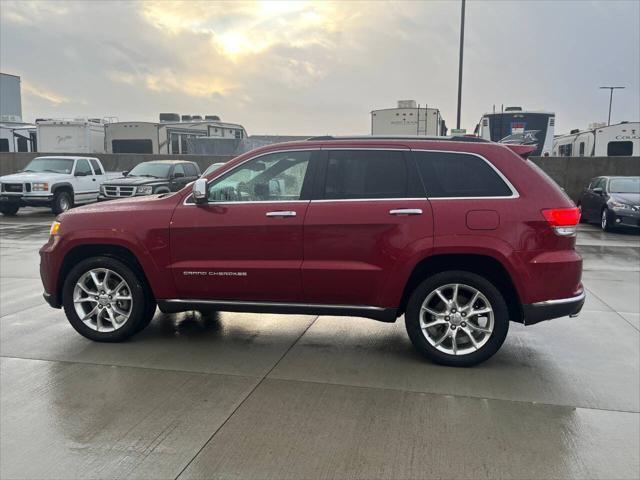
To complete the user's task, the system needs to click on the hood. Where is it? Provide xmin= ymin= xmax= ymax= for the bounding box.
xmin=103 ymin=176 xmax=167 ymax=186
xmin=610 ymin=192 xmax=640 ymax=206
xmin=64 ymin=192 xmax=176 ymax=215
xmin=0 ymin=171 xmax=73 ymax=183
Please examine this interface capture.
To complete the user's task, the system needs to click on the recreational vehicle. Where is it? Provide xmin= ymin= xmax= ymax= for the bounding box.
xmin=0 ymin=123 xmax=37 ymax=152
xmin=36 ymin=118 xmax=106 ymax=154
xmin=475 ymin=107 xmax=555 ymax=156
xmin=371 ymin=100 xmax=447 ymax=136
xmin=105 ymin=116 xmax=247 ymax=154
xmin=553 ymin=122 xmax=639 ymax=157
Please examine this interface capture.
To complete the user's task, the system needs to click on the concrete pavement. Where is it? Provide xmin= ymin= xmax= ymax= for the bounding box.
xmin=1 ymin=208 xmax=638 ymax=479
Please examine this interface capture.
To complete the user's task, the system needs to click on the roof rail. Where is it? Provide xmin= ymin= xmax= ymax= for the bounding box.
xmin=305 ymin=135 xmax=489 ymax=143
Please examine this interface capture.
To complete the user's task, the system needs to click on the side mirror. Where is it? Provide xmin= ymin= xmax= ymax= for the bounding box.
xmin=75 ymin=171 xmax=87 ymax=177
xmin=592 ymin=187 xmax=603 ymax=195
xmin=173 ymin=172 xmax=185 ymax=179
xmin=122 ymin=170 xmax=129 ymax=177
xmin=193 ymin=178 xmax=207 ymax=204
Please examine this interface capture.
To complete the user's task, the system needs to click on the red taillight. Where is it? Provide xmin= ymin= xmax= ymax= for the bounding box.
xmin=542 ymin=207 xmax=580 ymax=236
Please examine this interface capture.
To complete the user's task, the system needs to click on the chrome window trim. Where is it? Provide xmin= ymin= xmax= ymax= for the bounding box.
xmin=184 ymin=148 xmax=317 ymax=206
xmin=412 ymin=149 xmax=520 ymax=200
xmin=311 ymin=197 xmax=426 ymax=203
xmin=162 ymin=298 xmax=387 ymax=312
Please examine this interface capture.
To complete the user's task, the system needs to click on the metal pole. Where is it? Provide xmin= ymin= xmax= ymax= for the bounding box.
xmin=599 ymin=86 xmax=625 ymax=126
xmin=456 ymin=0 xmax=466 ymax=129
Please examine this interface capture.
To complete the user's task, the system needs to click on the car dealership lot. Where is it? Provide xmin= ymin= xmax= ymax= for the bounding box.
xmin=1 ymin=209 xmax=638 ymax=479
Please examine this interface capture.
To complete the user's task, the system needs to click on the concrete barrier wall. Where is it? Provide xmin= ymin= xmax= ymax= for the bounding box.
xmin=0 ymin=152 xmax=235 ymax=177
xmin=530 ymin=156 xmax=640 ymax=201
xmin=1 ymin=152 xmax=638 ymax=202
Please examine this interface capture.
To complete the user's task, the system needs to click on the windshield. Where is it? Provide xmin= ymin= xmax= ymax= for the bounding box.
xmin=203 ymin=163 xmax=226 ymax=176
xmin=128 ymin=162 xmax=172 ymax=178
xmin=609 ymin=177 xmax=640 ymax=194
xmin=23 ymin=157 xmax=74 ymax=174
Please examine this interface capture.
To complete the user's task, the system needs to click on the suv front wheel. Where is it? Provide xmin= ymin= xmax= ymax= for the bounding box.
xmin=62 ymin=256 xmax=151 ymax=341
xmin=405 ymin=271 xmax=509 ymax=367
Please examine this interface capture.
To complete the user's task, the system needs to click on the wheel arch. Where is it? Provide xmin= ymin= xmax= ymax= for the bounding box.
xmin=51 ymin=182 xmax=74 ymax=195
xmin=57 ymin=244 xmax=155 ymax=306
xmin=398 ymin=253 xmax=523 ymax=323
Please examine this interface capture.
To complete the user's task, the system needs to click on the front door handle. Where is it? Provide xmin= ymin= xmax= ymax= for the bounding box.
xmin=389 ymin=208 xmax=423 ymax=216
xmin=266 ymin=210 xmax=297 ymax=217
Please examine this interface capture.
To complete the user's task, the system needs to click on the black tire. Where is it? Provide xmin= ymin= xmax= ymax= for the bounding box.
xmin=405 ymin=270 xmax=509 ymax=367
xmin=601 ymin=208 xmax=612 ymax=232
xmin=52 ymin=190 xmax=73 ymax=215
xmin=62 ymin=256 xmax=147 ymax=342
xmin=0 ymin=204 xmax=19 ymax=216
xmin=135 ymin=297 xmax=157 ymax=334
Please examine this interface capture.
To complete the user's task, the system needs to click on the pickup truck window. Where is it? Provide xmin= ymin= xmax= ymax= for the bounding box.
xmin=23 ymin=157 xmax=74 ymax=174
xmin=75 ymin=159 xmax=93 ymax=176
xmin=89 ymin=159 xmax=103 ymax=175
xmin=128 ymin=162 xmax=172 ymax=178
xmin=207 ymin=151 xmax=311 ymax=202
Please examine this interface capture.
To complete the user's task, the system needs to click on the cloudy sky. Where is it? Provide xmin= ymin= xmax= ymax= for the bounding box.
xmin=1 ymin=0 xmax=638 ymax=135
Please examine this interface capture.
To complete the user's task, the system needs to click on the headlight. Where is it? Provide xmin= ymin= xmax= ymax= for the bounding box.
xmin=32 ymin=182 xmax=49 ymax=192
xmin=50 ymin=221 xmax=61 ymax=236
xmin=136 ymin=185 xmax=153 ymax=195
xmin=609 ymin=201 xmax=633 ymax=210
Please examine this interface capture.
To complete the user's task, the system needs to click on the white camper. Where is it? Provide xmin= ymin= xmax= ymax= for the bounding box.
xmin=553 ymin=122 xmax=639 ymax=157
xmin=0 ymin=123 xmax=37 ymax=152
xmin=36 ymin=118 xmax=106 ymax=154
xmin=105 ymin=115 xmax=247 ymax=154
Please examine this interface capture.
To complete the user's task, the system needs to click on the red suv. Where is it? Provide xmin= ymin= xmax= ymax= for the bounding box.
xmin=40 ymin=137 xmax=584 ymax=366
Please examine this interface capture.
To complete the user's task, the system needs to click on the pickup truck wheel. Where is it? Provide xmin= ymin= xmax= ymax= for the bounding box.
xmin=52 ymin=191 xmax=73 ymax=214
xmin=0 ymin=204 xmax=19 ymax=216
xmin=405 ymin=271 xmax=509 ymax=367
xmin=62 ymin=256 xmax=147 ymax=342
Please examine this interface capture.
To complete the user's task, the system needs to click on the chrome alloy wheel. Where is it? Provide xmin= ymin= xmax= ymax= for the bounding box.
xmin=59 ymin=196 xmax=70 ymax=212
xmin=73 ymin=268 xmax=133 ymax=332
xmin=420 ymin=283 xmax=494 ymax=355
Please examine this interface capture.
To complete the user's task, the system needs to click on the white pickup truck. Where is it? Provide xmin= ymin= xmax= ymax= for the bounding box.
xmin=0 ymin=156 xmax=118 ymax=216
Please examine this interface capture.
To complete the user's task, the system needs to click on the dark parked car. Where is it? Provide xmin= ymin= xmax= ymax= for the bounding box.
xmin=578 ymin=176 xmax=640 ymax=231
xmin=98 ymin=160 xmax=200 ymax=200
xmin=41 ymin=137 xmax=584 ymax=367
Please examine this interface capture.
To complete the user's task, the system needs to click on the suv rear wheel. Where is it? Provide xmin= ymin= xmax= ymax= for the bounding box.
xmin=62 ymin=256 xmax=151 ymax=341
xmin=405 ymin=271 xmax=509 ymax=367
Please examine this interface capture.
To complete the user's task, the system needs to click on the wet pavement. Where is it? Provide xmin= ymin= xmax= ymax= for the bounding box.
xmin=1 ymin=208 xmax=639 ymax=479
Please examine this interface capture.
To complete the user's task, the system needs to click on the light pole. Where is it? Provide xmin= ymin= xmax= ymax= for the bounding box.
xmin=456 ymin=0 xmax=466 ymax=130
xmin=599 ymin=86 xmax=625 ymax=126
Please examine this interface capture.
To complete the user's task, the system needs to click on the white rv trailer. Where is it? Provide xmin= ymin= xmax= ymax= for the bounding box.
xmin=371 ymin=100 xmax=447 ymax=136
xmin=0 ymin=123 xmax=37 ymax=152
xmin=105 ymin=119 xmax=247 ymax=154
xmin=553 ymin=122 xmax=639 ymax=157
xmin=36 ymin=118 xmax=106 ymax=153
xmin=475 ymin=107 xmax=555 ymax=156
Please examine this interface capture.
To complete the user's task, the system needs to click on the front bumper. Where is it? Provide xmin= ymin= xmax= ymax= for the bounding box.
xmin=1 ymin=193 xmax=54 ymax=207
xmin=522 ymin=291 xmax=585 ymax=325
xmin=609 ymin=208 xmax=640 ymax=228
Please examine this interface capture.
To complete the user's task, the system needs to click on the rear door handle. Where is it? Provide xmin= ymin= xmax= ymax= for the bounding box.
xmin=266 ymin=210 xmax=297 ymax=217
xmin=389 ymin=208 xmax=423 ymax=216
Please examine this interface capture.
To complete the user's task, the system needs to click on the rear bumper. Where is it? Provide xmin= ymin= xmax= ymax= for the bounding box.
xmin=522 ymin=291 xmax=585 ymax=325
xmin=43 ymin=292 xmax=61 ymax=309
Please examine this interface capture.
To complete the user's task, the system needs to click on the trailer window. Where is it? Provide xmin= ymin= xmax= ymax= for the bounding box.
xmin=17 ymin=137 xmax=28 ymax=152
xmin=607 ymin=141 xmax=633 ymax=156
xmin=112 ymin=139 xmax=153 ymax=154
xmin=579 ymin=142 xmax=585 ymax=156
xmin=0 ymin=139 xmax=9 ymax=152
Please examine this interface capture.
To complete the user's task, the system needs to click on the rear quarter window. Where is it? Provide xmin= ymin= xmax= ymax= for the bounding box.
xmin=413 ymin=151 xmax=513 ymax=198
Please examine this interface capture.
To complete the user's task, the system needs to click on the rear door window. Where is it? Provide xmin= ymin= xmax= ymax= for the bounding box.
xmin=89 ymin=159 xmax=103 ymax=175
xmin=322 ymin=150 xmax=408 ymax=199
xmin=413 ymin=151 xmax=513 ymax=198
xmin=184 ymin=163 xmax=198 ymax=177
